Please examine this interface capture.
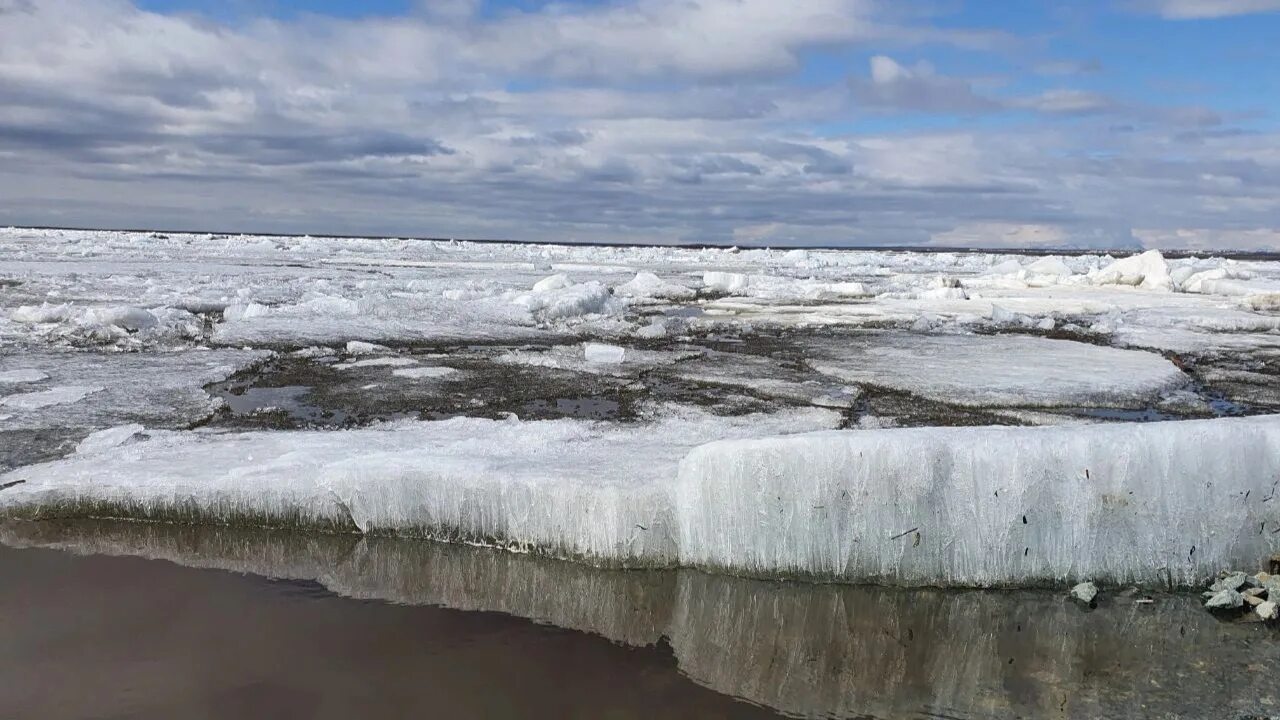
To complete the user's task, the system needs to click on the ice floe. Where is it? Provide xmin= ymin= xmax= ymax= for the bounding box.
xmin=3 ymin=409 xmax=1278 ymax=587
xmin=806 ymin=331 xmax=1187 ymax=408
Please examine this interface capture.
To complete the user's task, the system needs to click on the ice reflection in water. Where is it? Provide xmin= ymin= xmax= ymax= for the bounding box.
xmin=3 ymin=520 xmax=1277 ymax=719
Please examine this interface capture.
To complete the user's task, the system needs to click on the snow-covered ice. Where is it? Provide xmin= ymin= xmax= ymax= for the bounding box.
xmin=0 ymin=385 xmax=103 ymax=410
xmin=0 ymin=404 xmax=842 ymax=566
xmin=4 ymin=407 xmax=1278 ymax=586
xmin=807 ymin=331 xmax=1187 ymax=408
xmin=4 ymin=227 xmax=1280 ymax=588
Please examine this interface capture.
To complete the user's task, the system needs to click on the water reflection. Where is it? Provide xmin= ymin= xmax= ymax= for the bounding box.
xmin=3 ymin=520 xmax=1276 ymax=719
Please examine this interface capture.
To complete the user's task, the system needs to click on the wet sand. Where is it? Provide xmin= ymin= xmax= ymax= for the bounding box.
xmin=2 ymin=521 xmax=1279 ymax=719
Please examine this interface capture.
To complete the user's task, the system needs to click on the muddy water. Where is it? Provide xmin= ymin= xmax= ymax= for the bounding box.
xmin=2 ymin=521 xmax=1278 ymax=719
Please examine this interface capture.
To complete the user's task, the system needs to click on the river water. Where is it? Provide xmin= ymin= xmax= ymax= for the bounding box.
xmin=1 ymin=521 xmax=1277 ymax=719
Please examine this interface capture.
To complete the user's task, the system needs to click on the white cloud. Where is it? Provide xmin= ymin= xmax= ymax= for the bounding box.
xmin=853 ymin=55 xmax=996 ymax=113
xmin=930 ymin=222 xmax=1071 ymax=248
xmin=0 ymin=0 xmax=1274 ymax=249
xmin=1141 ymin=0 xmax=1280 ymax=18
xmin=1133 ymin=228 xmax=1280 ymax=250
xmin=1016 ymin=89 xmax=1115 ymax=115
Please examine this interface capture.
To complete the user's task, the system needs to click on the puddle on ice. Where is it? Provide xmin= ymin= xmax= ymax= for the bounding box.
xmin=1 ymin=520 xmax=1277 ymax=720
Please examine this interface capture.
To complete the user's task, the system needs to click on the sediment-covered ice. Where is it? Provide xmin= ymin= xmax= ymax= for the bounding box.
xmin=807 ymin=331 xmax=1188 ymax=408
xmin=0 ymin=348 xmax=268 ymax=433
xmin=3 ymin=411 xmax=1277 ymax=587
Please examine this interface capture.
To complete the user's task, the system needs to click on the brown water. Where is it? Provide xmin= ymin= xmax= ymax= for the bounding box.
xmin=1 ymin=521 xmax=1278 ymax=720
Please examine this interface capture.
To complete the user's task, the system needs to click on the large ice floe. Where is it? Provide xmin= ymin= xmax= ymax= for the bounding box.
xmin=806 ymin=331 xmax=1187 ymax=408
xmin=4 ymin=227 xmax=1280 ymax=588
xmin=3 ymin=411 xmax=1278 ymax=587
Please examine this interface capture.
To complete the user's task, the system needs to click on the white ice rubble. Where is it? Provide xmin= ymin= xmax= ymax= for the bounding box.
xmin=3 ymin=410 xmax=1278 ymax=587
xmin=4 ymin=228 xmax=1280 ymax=356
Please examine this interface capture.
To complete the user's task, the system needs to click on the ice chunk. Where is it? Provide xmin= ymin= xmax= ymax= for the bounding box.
xmin=1024 ymin=257 xmax=1072 ymax=278
xmin=11 ymin=303 xmax=73 ymax=324
xmin=346 ymin=341 xmax=387 ymax=355
xmin=0 ymin=370 xmax=48 ymax=384
xmin=0 ymin=404 xmax=841 ymax=566
xmin=613 ymin=272 xmax=696 ymax=301
xmin=0 ymin=386 xmax=103 ymax=410
xmin=634 ymin=319 xmax=668 ymax=340
xmin=532 ymin=274 xmax=573 ymax=293
xmin=675 ymin=414 xmax=1280 ymax=587
xmin=80 ymin=306 xmax=158 ymax=332
xmin=986 ymin=259 xmax=1024 ymax=276
xmin=807 ymin=331 xmax=1187 ymax=408
xmin=1093 ymin=250 xmax=1171 ymax=291
xmin=75 ymin=424 xmax=148 ymax=454
xmin=391 ymin=366 xmax=458 ymax=380
xmin=584 ymin=343 xmax=626 ymax=364
xmin=512 ymin=281 xmax=618 ymax=321
xmin=703 ymin=271 xmax=750 ymax=294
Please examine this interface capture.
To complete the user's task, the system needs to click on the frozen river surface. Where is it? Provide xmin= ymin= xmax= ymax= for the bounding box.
xmin=3 ymin=228 xmax=1280 ymax=586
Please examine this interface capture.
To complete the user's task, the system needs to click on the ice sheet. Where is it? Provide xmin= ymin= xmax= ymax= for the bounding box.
xmin=0 ymin=404 xmax=842 ymax=566
xmin=676 ymin=415 xmax=1280 ymax=586
xmin=807 ymin=331 xmax=1188 ymax=408
xmin=4 ymin=409 xmax=1278 ymax=586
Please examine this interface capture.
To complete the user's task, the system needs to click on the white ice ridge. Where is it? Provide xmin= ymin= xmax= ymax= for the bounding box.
xmin=3 ymin=412 xmax=1279 ymax=587
xmin=677 ymin=416 xmax=1280 ymax=586
xmin=0 ymin=405 xmax=841 ymax=565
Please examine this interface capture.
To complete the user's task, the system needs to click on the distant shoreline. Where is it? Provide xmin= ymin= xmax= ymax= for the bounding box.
xmin=7 ymin=224 xmax=1279 ymax=261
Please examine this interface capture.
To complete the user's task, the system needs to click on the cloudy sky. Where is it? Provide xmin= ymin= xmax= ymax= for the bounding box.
xmin=1 ymin=0 xmax=1278 ymax=248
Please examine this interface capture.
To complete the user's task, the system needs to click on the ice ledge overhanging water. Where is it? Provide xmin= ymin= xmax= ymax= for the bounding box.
xmin=2 ymin=413 xmax=1278 ymax=588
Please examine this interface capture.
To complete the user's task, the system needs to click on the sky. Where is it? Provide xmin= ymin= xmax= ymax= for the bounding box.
xmin=1 ymin=0 xmax=1278 ymax=248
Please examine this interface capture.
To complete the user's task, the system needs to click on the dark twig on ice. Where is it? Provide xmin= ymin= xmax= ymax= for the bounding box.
xmin=0 ymin=480 xmax=26 ymax=492
xmin=890 ymin=527 xmax=919 ymax=541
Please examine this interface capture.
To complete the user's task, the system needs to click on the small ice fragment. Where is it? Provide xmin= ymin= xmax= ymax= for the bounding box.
xmin=635 ymin=319 xmax=668 ymax=340
xmin=0 ymin=386 xmax=103 ymax=410
xmin=0 ymin=370 xmax=49 ymax=384
xmin=1258 ymin=601 xmax=1278 ymax=621
xmin=392 ymin=367 xmax=458 ymax=380
xmin=1070 ymin=582 xmax=1098 ymax=604
xmin=703 ymin=272 xmax=749 ymax=294
xmin=346 ymin=341 xmax=387 ymax=355
xmin=1204 ymin=589 xmax=1243 ymax=610
xmin=1208 ymin=571 xmax=1248 ymax=593
xmin=584 ymin=343 xmax=626 ymax=364
xmin=614 ymin=273 xmax=696 ymax=301
xmin=76 ymin=424 xmax=148 ymax=454
xmin=532 ymin=274 xmax=573 ymax=292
